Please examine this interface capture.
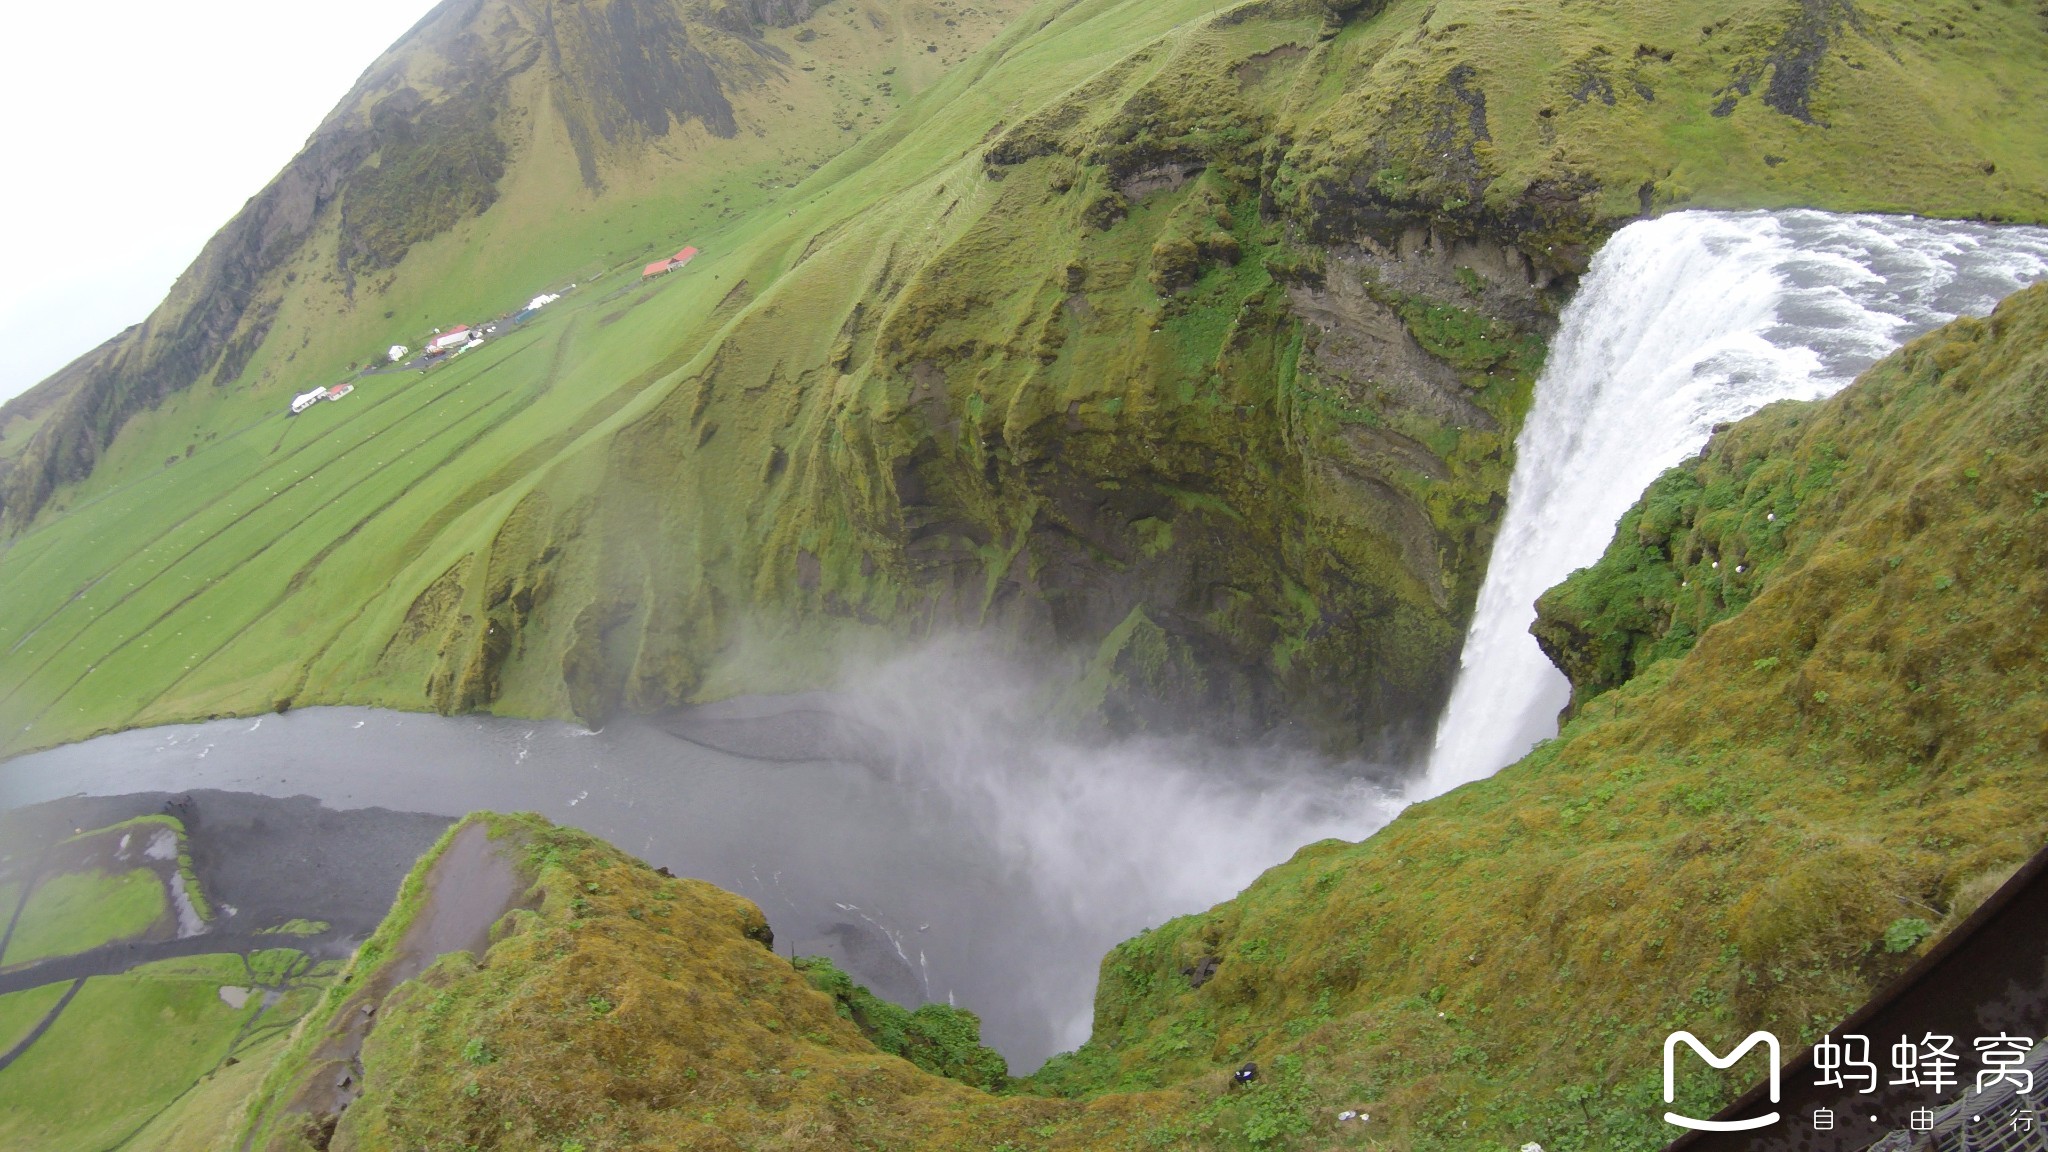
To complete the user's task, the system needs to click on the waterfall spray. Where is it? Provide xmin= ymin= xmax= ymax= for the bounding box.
xmin=1416 ymin=210 xmax=2048 ymax=800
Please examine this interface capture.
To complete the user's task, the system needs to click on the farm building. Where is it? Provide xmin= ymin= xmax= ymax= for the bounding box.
xmin=427 ymin=327 xmax=471 ymax=353
xmin=288 ymin=390 xmax=324 ymax=415
xmin=642 ymin=247 xmax=700 ymax=278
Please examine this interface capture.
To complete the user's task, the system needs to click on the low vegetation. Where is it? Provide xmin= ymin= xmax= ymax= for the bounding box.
xmin=240 ymin=816 xmax=1197 ymax=1152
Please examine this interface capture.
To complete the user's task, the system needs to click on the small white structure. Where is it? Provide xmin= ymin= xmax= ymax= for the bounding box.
xmin=288 ymin=390 xmax=324 ymax=415
xmin=388 ymin=345 xmax=409 ymax=363
xmin=525 ymin=292 xmax=561 ymax=312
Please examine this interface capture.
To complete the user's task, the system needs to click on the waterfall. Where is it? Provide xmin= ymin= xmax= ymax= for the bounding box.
xmin=1416 ymin=210 xmax=2048 ymax=801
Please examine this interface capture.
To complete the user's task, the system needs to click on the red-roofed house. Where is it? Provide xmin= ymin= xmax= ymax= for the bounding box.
xmin=642 ymin=246 xmax=701 ymax=278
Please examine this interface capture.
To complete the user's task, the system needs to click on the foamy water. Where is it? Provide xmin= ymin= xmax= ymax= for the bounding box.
xmin=1418 ymin=211 xmax=2048 ymax=799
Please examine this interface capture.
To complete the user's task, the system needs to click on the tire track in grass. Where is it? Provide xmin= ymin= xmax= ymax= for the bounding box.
xmin=0 ymin=352 xmax=532 ymax=710
xmin=265 ymin=322 xmax=619 ymax=704
xmin=112 ymin=384 xmax=538 ymax=723
xmin=0 ymin=977 xmax=85 ymax=1074
xmin=0 ymin=332 xmax=544 ymax=664
xmin=0 ymin=332 xmax=537 ymax=565
xmin=23 ymin=384 xmax=528 ymax=732
xmin=0 ymin=383 xmax=425 ymax=661
xmin=277 ymin=315 xmax=711 ymax=701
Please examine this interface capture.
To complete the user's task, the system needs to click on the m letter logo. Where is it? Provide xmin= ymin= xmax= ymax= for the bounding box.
xmin=1663 ymin=1030 xmax=1782 ymax=1132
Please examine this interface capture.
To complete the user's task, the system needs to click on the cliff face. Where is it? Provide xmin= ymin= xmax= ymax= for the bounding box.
xmin=1042 ymin=285 xmax=2048 ymax=1148
xmin=423 ymin=0 xmax=2044 ymax=744
xmin=1 ymin=0 xmax=2043 ymax=757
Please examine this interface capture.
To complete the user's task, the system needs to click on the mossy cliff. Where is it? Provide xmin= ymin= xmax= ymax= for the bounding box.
xmin=2 ymin=0 xmax=2044 ymax=754
xmin=302 ymin=0 xmax=2048 ymax=748
xmin=1028 ymin=283 xmax=2048 ymax=1148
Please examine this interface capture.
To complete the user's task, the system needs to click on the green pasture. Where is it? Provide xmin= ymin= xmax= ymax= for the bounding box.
xmin=1 ymin=868 xmax=166 ymax=968
xmin=0 ymin=951 xmax=330 ymax=1152
xmin=0 ymin=983 xmax=70 ymax=1054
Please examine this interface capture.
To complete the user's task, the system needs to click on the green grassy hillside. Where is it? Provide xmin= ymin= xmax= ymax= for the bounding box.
xmin=3 ymin=0 xmax=2045 ymax=757
xmin=234 ymin=815 xmax=1201 ymax=1152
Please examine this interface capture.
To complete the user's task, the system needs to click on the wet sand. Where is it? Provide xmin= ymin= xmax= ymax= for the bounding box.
xmin=0 ymin=791 xmax=452 ymax=997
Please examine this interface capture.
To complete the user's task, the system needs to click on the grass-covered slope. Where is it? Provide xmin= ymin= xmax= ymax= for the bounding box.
xmin=0 ymin=0 xmax=1020 ymax=534
xmin=237 ymin=815 xmax=1216 ymax=1152
xmin=1031 ymin=287 xmax=2048 ymax=1149
xmin=3 ymin=0 xmax=2044 ymax=757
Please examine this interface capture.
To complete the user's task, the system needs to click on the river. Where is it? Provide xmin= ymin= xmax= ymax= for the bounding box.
xmin=0 ymin=646 xmax=1398 ymax=1070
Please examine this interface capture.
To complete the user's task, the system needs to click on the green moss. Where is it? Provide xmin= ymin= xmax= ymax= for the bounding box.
xmin=241 ymin=813 xmax=1187 ymax=1152
xmin=257 ymin=918 xmax=332 ymax=937
xmin=794 ymin=956 xmax=1010 ymax=1090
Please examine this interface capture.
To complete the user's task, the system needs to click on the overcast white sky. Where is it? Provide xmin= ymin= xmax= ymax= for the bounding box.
xmin=0 ymin=1 xmax=443 ymax=405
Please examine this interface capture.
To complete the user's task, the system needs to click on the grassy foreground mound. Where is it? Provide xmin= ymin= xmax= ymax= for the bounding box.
xmin=238 ymin=815 xmax=1339 ymax=1152
xmin=4 ymin=0 xmax=2044 ymax=756
xmin=1026 ymin=285 xmax=2048 ymax=1147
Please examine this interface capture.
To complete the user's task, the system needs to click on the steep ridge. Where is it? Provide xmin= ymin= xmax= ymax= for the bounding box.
xmin=0 ymin=0 xmax=1017 ymax=533
xmin=1039 ymin=285 xmax=2048 ymax=1147
xmin=2 ymin=0 xmax=2045 ymax=756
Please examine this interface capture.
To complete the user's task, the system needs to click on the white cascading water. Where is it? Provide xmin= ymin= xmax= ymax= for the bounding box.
xmin=1418 ymin=210 xmax=2048 ymax=800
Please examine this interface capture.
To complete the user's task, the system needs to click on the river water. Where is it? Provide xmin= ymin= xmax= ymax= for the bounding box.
xmin=0 ymin=643 xmax=1398 ymax=1070
xmin=1418 ymin=210 xmax=2048 ymax=798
